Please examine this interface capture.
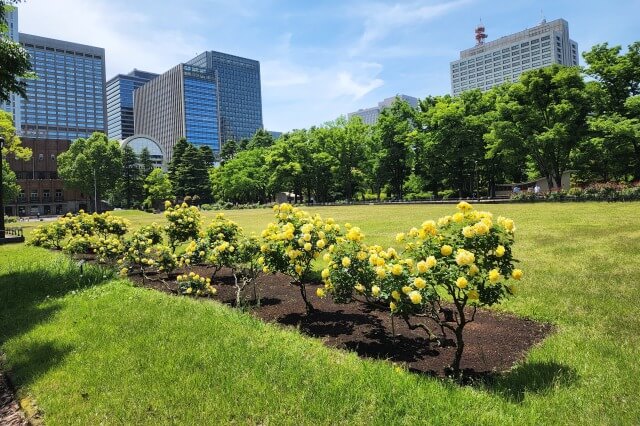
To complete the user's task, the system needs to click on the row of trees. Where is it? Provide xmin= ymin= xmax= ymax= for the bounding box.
xmin=212 ymin=40 xmax=639 ymax=202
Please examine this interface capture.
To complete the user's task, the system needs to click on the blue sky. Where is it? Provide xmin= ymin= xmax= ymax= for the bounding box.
xmin=16 ymin=0 xmax=640 ymax=132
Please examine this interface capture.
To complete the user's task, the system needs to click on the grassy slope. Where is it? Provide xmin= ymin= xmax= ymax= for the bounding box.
xmin=1 ymin=202 xmax=639 ymax=424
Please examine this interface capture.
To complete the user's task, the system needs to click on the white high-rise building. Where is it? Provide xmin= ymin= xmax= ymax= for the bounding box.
xmin=450 ymin=18 xmax=578 ymax=96
xmin=1 ymin=7 xmax=22 ymax=130
xmin=348 ymin=94 xmax=419 ymax=125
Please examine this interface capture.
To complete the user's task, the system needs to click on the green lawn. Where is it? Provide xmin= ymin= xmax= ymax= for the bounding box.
xmin=1 ymin=202 xmax=639 ymax=424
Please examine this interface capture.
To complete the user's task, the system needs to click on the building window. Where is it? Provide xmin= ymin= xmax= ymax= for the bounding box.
xmin=38 ymin=153 xmax=44 ymax=160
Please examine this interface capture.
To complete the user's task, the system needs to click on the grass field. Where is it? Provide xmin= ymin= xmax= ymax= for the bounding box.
xmin=1 ymin=202 xmax=639 ymax=424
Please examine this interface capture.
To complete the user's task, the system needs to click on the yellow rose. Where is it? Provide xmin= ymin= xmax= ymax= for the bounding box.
xmin=512 ymin=269 xmax=523 ymax=280
xmin=441 ymin=245 xmax=453 ymax=256
xmin=402 ymin=286 xmax=412 ymax=294
xmin=357 ymin=251 xmax=368 ymax=261
xmin=390 ymin=301 xmax=397 ymax=312
xmin=342 ymin=257 xmax=352 ymax=268
xmin=295 ymin=264 xmax=303 ymax=275
xmin=469 ymin=264 xmax=479 ymax=276
xmin=371 ymin=285 xmax=381 ymax=297
xmin=489 ymin=269 xmax=501 ymax=283
xmin=376 ymin=267 xmax=386 ymax=279
xmin=323 ymin=253 xmax=331 ymax=262
xmin=456 ymin=277 xmax=468 ymax=289
xmin=426 ymin=256 xmax=437 ymax=269
xmin=462 ymin=226 xmax=475 ymax=238
xmin=321 ymin=268 xmax=330 ymax=279
xmin=452 ymin=212 xmax=464 ymax=223
xmin=495 ymin=245 xmax=505 ymax=257
xmin=304 ymin=242 xmax=312 ymax=252
xmin=395 ymin=233 xmax=405 ymax=242
xmin=391 ymin=290 xmax=401 ymax=301
xmin=391 ymin=264 xmax=403 ymax=276
xmin=354 ymin=283 xmax=365 ymax=293
xmin=414 ymin=277 xmax=426 ymax=289
xmin=409 ymin=291 xmax=422 ymax=305
xmin=455 ymin=249 xmax=475 ymax=266
xmin=316 ymin=239 xmax=326 ymax=249
xmin=316 ymin=288 xmax=326 ymax=298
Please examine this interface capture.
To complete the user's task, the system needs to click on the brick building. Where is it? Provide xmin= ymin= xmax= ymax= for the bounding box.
xmin=5 ymin=138 xmax=89 ymax=217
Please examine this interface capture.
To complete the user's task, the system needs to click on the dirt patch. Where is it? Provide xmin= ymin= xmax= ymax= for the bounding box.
xmin=129 ymin=265 xmax=553 ymax=378
xmin=0 ymin=371 xmax=28 ymax=426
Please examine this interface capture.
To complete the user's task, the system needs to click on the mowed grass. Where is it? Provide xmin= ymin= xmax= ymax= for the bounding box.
xmin=1 ymin=202 xmax=640 ymax=424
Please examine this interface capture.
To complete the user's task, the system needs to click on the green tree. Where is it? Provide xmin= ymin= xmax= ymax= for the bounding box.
xmin=220 ymin=140 xmax=237 ymax=163
xmin=246 ymin=128 xmax=275 ymax=150
xmin=199 ymin=145 xmax=216 ymax=167
xmin=2 ymin=158 xmax=18 ymax=203
xmin=214 ymin=148 xmax=269 ymax=203
xmin=138 ymin=147 xmax=154 ymax=178
xmin=487 ymin=65 xmax=590 ymax=189
xmin=168 ymin=137 xmax=189 ymax=185
xmin=143 ymin=168 xmax=173 ymax=210
xmin=375 ymin=98 xmax=417 ymax=199
xmin=266 ymin=132 xmax=306 ymax=202
xmin=115 ymin=145 xmax=142 ymax=208
xmin=57 ymin=132 xmax=123 ymax=212
xmin=174 ymin=144 xmax=212 ymax=203
xmin=0 ymin=1 xmax=32 ymax=104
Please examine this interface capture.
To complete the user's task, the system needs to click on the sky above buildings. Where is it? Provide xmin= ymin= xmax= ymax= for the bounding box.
xmin=16 ymin=0 xmax=640 ymax=133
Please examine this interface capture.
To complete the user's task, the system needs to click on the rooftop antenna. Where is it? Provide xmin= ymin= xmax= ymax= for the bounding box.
xmin=475 ymin=19 xmax=487 ymax=45
xmin=540 ymin=9 xmax=546 ymax=24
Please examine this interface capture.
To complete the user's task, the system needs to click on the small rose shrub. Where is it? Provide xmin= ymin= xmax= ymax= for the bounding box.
xmin=164 ymin=201 xmax=202 ymax=249
xmin=176 ymin=272 xmax=216 ymax=296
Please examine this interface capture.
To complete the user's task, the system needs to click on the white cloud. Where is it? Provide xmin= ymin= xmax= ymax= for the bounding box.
xmin=350 ymin=0 xmax=472 ymax=55
xmin=17 ymin=0 xmax=206 ymax=77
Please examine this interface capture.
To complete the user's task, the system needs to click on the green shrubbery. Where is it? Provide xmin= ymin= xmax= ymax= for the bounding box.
xmin=512 ymin=182 xmax=640 ymax=202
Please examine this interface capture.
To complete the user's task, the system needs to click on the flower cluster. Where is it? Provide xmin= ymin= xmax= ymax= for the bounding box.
xmin=176 ymin=271 xmax=216 ymax=296
xmin=92 ymin=212 xmax=130 ymax=237
xmin=29 ymin=221 xmax=67 ymax=249
xmin=164 ymin=201 xmax=202 ymax=248
xmin=260 ymin=203 xmax=341 ymax=281
xmin=94 ymin=236 xmax=126 ymax=263
xmin=62 ymin=234 xmax=94 ymax=255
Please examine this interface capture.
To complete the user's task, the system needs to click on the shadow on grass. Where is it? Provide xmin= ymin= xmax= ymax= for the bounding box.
xmin=0 ymin=252 xmax=114 ymax=387
xmin=485 ymin=361 xmax=579 ymax=403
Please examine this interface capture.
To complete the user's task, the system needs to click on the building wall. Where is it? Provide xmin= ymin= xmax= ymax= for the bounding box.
xmin=183 ymin=65 xmax=220 ymax=152
xmin=187 ymin=51 xmax=263 ymax=143
xmin=18 ymin=33 xmax=107 ymax=140
xmin=5 ymin=138 xmax=88 ymax=216
xmin=0 ymin=8 xmax=22 ymax=130
xmin=106 ymin=70 xmax=158 ymax=140
xmin=134 ymin=64 xmax=186 ymax=161
xmin=450 ymin=19 xmax=578 ymax=95
xmin=348 ymin=94 xmax=419 ymax=125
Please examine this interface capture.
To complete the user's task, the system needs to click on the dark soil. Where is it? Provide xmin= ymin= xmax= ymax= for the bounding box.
xmin=130 ymin=265 xmax=553 ymax=379
xmin=0 ymin=370 xmax=28 ymax=426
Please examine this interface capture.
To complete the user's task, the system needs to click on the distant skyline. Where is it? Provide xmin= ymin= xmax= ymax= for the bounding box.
xmin=15 ymin=0 xmax=640 ymax=133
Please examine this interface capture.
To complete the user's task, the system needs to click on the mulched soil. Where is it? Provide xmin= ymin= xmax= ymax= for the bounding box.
xmin=0 ymin=370 xmax=28 ymax=426
xmin=131 ymin=264 xmax=553 ymax=379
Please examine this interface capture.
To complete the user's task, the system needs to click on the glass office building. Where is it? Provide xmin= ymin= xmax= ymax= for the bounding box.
xmin=106 ymin=69 xmax=158 ymax=140
xmin=0 ymin=8 xmax=23 ymax=130
xmin=187 ymin=51 xmax=263 ymax=143
xmin=348 ymin=95 xmax=419 ymax=125
xmin=17 ymin=33 xmax=107 ymax=140
xmin=134 ymin=64 xmax=220 ymax=160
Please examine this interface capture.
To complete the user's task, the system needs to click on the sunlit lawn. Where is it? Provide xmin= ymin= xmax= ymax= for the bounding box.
xmin=1 ymin=202 xmax=639 ymax=424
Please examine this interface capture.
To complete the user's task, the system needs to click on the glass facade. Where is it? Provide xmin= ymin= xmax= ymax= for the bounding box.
xmin=106 ymin=70 xmax=158 ymax=140
xmin=187 ymin=51 xmax=262 ymax=142
xmin=18 ymin=33 xmax=106 ymax=140
xmin=183 ymin=65 xmax=219 ymax=152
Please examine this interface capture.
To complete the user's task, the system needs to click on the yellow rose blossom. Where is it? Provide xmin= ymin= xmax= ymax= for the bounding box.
xmin=473 ymin=222 xmax=489 ymax=235
xmin=376 ymin=257 xmax=386 ymax=267
xmin=316 ymin=239 xmax=326 ymax=249
xmin=426 ymin=255 xmax=437 ymax=269
xmin=323 ymin=253 xmax=331 ymax=262
xmin=469 ymin=264 xmax=479 ymax=276
xmin=391 ymin=264 xmax=403 ymax=276
xmin=409 ymin=291 xmax=422 ymax=304
xmin=376 ymin=267 xmax=386 ymax=278
xmin=462 ymin=226 xmax=475 ymax=238
xmin=371 ymin=285 xmax=381 ymax=297
xmin=457 ymin=201 xmax=473 ymax=211
xmin=495 ymin=245 xmax=506 ymax=257
xmin=489 ymin=269 xmax=501 ymax=283
xmin=440 ymin=245 xmax=453 ymax=256
xmin=414 ymin=277 xmax=426 ymax=289
xmin=395 ymin=233 xmax=405 ymax=242
xmin=357 ymin=251 xmax=368 ymax=261
xmin=452 ymin=212 xmax=464 ymax=223
xmin=455 ymin=249 xmax=475 ymax=266
xmin=316 ymin=288 xmax=326 ymax=298
xmin=354 ymin=283 xmax=365 ymax=293
xmin=321 ymin=268 xmax=330 ymax=279
xmin=304 ymin=242 xmax=312 ymax=252
xmin=342 ymin=257 xmax=352 ymax=268
xmin=390 ymin=301 xmax=397 ymax=312
xmin=295 ymin=264 xmax=303 ymax=275
xmin=391 ymin=290 xmax=401 ymax=301
xmin=456 ymin=277 xmax=468 ymax=289
xmin=512 ymin=269 xmax=523 ymax=280
xmin=503 ymin=218 xmax=515 ymax=232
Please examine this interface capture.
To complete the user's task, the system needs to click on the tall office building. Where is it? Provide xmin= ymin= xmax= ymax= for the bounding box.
xmin=18 ymin=33 xmax=107 ymax=139
xmin=134 ymin=63 xmax=220 ymax=160
xmin=187 ymin=51 xmax=263 ymax=143
xmin=1 ymin=7 xmax=22 ymax=130
xmin=450 ymin=19 xmax=578 ymax=96
xmin=348 ymin=94 xmax=419 ymax=125
xmin=106 ymin=69 xmax=158 ymax=140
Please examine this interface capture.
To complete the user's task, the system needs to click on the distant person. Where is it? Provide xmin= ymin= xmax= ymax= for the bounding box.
xmin=534 ymin=184 xmax=541 ymax=195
